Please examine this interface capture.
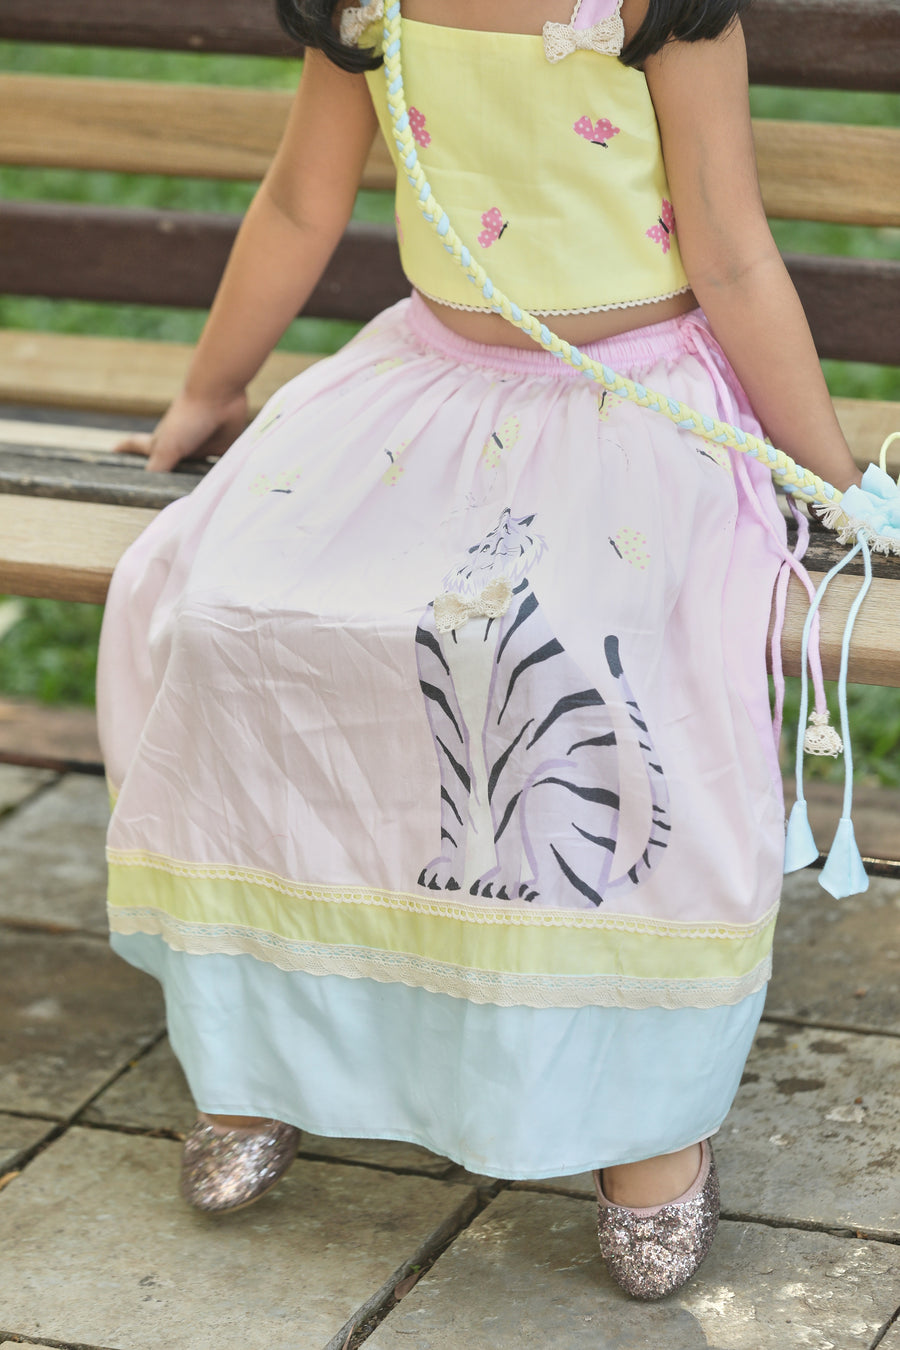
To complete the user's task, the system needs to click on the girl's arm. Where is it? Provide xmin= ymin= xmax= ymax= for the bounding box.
xmin=120 ymin=49 xmax=378 ymax=471
xmin=641 ymin=19 xmax=862 ymax=492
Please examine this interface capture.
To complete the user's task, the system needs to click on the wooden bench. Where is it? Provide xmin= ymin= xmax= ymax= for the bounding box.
xmin=0 ymin=0 xmax=898 ymax=693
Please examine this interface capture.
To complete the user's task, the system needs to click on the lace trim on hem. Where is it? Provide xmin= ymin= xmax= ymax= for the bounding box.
xmin=110 ymin=906 xmax=772 ymax=1010
xmin=414 ymin=284 xmax=693 ymax=317
xmin=107 ymin=849 xmax=779 ymax=940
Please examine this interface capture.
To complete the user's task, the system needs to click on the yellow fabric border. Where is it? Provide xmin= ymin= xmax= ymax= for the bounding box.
xmin=108 ymin=853 xmax=777 ymax=984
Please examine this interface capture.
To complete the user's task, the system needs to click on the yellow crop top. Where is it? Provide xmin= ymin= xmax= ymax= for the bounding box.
xmin=343 ymin=0 xmax=690 ymax=315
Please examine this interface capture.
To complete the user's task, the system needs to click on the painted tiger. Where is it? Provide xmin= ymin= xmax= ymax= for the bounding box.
xmin=415 ymin=509 xmax=670 ymax=908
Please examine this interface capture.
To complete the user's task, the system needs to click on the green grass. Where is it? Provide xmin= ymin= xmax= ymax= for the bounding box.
xmin=0 ymin=43 xmax=897 ymax=787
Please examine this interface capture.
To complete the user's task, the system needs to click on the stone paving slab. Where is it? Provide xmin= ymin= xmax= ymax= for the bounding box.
xmin=770 ymin=872 xmax=900 ymax=1032
xmin=0 ymin=775 xmax=109 ymax=933
xmin=512 ymin=1023 xmax=900 ymax=1240
xmin=84 ymin=1037 xmax=455 ymax=1177
xmin=366 ymin=1188 xmax=900 ymax=1349
xmin=0 ymin=1112 xmax=55 ymax=1173
xmin=877 ymin=1319 xmax=900 ymax=1348
xmin=0 ymin=1127 xmax=476 ymax=1350
xmin=0 ymin=763 xmax=55 ymax=817
xmin=0 ymin=930 xmax=163 ymax=1117
xmin=717 ymin=1023 xmax=900 ymax=1239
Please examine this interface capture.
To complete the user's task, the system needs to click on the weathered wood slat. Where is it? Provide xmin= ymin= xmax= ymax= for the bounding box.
xmin=1 ymin=0 xmax=899 ymax=90
xmin=754 ymin=121 xmax=900 ymax=227
xmin=834 ymin=399 xmax=900 ymax=473
xmin=5 ymin=76 xmax=899 ymax=230
xmin=0 ymin=0 xmax=298 ymax=57
xmin=0 ymin=331 xmax=311 ymax=417
xmin=0 ymin=74 xmax=396 ymax=192
xmin=0 ymin=496 xmax=158 ymax=604
xmin=784 ymin=254 xmax=900 ymax=366
xmin=0 ymin=451 xmax=203 ymax=509
xmin=776 ymin=573 xmax=900 ymax=686
xmin=0 ymin=202 xmax=405 ymax=322
xmin=742 ymin=0 xmax=900 ymax=92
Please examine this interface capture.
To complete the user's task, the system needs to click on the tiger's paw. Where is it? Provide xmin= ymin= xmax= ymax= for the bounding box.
xmin=469 ymin=875 xmax=525 ymax=902
xmin=417 ymin=860 xmax=462 ymax=893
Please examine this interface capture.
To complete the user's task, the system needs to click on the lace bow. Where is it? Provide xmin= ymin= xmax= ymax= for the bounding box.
xmin=433 ymin=578 xmax=514 ymax=633
xmin=542 ymin=16 xmax=624 ymax=62
xmin=340 ymin=0 xmax=384 ymax=45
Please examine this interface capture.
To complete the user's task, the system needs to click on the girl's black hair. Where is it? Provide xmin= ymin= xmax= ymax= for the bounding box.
xmin=276 ymin=1 xmax=383 ymax=73
xmin=275 ymin=0 xmax=750 ymax=74
xmin=620 ymin=0 xmax=751 ymax=67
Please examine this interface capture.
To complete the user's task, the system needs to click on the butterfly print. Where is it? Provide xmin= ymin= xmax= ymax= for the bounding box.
xmin=478 ymin=207 xmax=508 ymax=248
xmin=382 ymin=440 xmax=410 ymax=487
xmin=646 ymin=198 xmax=675 ymax=253
xmin=482 ymin=414 xmax=522 ymax=469
xmin=573 ymin=115 xmax=620 ymax=147
xmin=408 ymin=106 xmax=431 ymax=148
xmin=609 ymin=527 xmax=650 ymax=571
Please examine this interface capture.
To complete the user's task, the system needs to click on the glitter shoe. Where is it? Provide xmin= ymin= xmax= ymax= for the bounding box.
xmin=180 ymin=1117 xmax=301 ymax=1213
xmin=594 ymin=1139 xmax=719 ymax=1300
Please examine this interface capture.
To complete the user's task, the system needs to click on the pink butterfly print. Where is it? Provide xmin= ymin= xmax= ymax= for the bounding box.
xmin=646 ymin=198 xmax=676 ymax=253
xmin=478 ymin=207 xmax=508 ymax=248
xmin=408 ymin=106 xmax=431 ymax=149
xmin=573 ymin=115 xmax=620 ymax=148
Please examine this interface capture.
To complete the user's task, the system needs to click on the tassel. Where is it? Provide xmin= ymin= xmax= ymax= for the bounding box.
xmin=803 ymin=710 xmax=843 ymax=757
xmin=784 ymin=799 xmax=819 ymax=873
xmin=819 ymin=818 xmax=869 ymax=899
xmin=817 ymin=532 xmax=873 ymax=900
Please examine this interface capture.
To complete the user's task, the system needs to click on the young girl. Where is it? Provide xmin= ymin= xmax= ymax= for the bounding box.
xmin=98 ymin=0 xmax=863 ymax=1301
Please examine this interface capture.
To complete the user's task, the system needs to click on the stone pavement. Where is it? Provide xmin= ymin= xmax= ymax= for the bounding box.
xmin=1 ymin=765 xmax=899 ymax=1349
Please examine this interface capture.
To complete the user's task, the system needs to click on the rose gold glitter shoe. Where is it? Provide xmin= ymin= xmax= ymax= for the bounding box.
xmin=180 ymin=1116 xmax=301 ymax=1213
xmin=594 ymin=1139 xmax=719 ymax=1300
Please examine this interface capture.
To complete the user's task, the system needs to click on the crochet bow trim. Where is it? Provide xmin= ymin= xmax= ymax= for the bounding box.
xmin=542 ymin=15 xmax=625 ymax=62
xmin=340 ymin=0 xmax=384 ymax=45
xmin=433 ymin=578 xmax=514 ymax=632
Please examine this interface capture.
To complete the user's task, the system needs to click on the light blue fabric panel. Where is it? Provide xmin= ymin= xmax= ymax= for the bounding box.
xmin=113 ymin=931 xmax=765 ymax=1180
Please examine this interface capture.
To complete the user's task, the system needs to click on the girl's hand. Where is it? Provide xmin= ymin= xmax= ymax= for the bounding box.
xmin=114 ymin=388 xmax=249 ymax=473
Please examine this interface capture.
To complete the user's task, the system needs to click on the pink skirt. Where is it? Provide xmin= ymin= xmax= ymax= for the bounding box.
xmin=97 ymin=294 xmax=789 ymax=1175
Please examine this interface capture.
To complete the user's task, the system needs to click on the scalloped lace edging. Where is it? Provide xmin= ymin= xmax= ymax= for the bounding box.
xmin=107 ymin=849 xmax=779 ymax=940
xmin=414 ymin=284 xmax=693 ymax=317
xmin=109 ymin=905 xmax=772 ymax=1010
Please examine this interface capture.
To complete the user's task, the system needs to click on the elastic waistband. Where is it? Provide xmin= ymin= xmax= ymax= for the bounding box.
xmin=405 ymin=290 xmax=704 ymax=377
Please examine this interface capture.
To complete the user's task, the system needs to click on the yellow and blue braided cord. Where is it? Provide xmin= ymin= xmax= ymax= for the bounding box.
xmin=381 ymin=0 xmax=843 ymax=512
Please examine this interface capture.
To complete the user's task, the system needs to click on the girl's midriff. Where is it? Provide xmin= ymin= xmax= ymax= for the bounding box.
xmin=418 ymin=288 xmax=699 ymax=349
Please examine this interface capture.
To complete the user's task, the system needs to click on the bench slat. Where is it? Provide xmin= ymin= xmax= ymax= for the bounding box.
xmin=0 ymin=450 xmax=202 ymax=509
xmin=4 ymin=75 xmax=899 ymax=231
xmin=0 ymin=331 xmax=309 ymax=418
xmin=2 ymin=201 xmax=899 ymax=365
xmin=755 ymin=121 xmax=900 ymax=227
xmin=0 ymin=496 xmax=158 ymax=604
xmin=0 ymin=74 xmax=396 ymax=190
xmin=1 ymin=0 xmax=898 ymax=90
xmin=0 ymin=201 xmax=405 ymax=324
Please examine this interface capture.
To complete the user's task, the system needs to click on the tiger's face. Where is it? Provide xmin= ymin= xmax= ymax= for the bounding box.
xmin=443 ymin=509 xmax=546 ymax=597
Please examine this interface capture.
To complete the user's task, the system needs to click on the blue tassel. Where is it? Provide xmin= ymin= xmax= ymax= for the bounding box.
xmin=817 ymin=533 xmax=873 ymax=900
xmin=819 ymin=818 xmax=869 ymax=899
xmin=784 ymin=800 xmax=819 ymax=872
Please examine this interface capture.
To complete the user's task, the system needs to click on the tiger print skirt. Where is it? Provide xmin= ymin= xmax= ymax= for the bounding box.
xmin=98 ymin=292 xmax=790 ymax=1178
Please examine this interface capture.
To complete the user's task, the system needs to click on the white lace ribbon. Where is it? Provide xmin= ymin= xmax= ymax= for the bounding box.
xmin=433 ymin=577 xmax=514 ymax=632
xmin=542 ymin=15 xmax=624 ymax=62
xmin=340 ymin=0 xmax=384 ymax=45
